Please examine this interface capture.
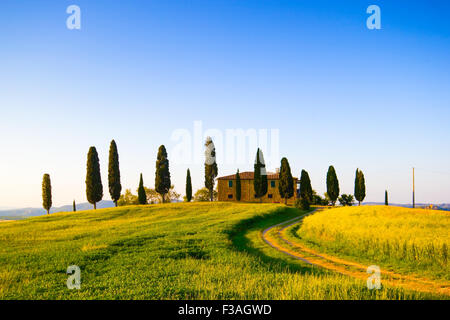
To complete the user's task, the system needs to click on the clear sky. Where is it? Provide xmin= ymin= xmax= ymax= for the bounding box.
xmin=1 ymin=0 xmax=449 ymax=208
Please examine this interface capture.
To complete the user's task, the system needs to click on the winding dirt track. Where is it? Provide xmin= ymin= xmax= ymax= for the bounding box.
xmin=262 ymin=208 xmax=450 ymax=296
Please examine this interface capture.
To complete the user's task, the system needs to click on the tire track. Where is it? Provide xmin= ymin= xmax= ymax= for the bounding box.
xmin=262 ymin=208 xmax=450 ymax=296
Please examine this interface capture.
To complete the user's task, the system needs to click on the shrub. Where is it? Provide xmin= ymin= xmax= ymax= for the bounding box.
xmin=338 ymin=194 xmax=354 ymax=206
xmin=295 ymin=197 xmax=310 ymax=211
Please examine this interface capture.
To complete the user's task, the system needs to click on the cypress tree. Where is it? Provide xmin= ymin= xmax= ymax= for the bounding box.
xmin=86 ymin=146 xmax=103 ymax=210
xmin=108 ymin=140 xmax=121 ymax=207
xmin=326 ymin=165 xmax=339 ymax=206
xmin=278 ymin=157 xmax=294 ymax=205
xmin=42 ymin=173 xmax=52 ymax=215
xmin=155 ymin=145 xmax=171 ymax=203
xmin=186 ymin=169 xmax=192 ymax=202
xmin=138 ymin=173 xmax=147 ymax=205
xmin=254 ymin=148 xmax=268 ymax=202
xmin=354 ymin=169 xmax=360 ymax=205
xmin=73 ymin=200 xmax=76 ymax=212
xmin=385 ymin=190 xmax=389 ymax=206
xmin=235 ymin=169 xmax=241 ymax=201
xmin=204 ymin=137 xmax=218 ymax=202
xmin=354 ymin=168 xmax=366 ymax=206
xmin=299 ymin=169 xmax=313 ymax=203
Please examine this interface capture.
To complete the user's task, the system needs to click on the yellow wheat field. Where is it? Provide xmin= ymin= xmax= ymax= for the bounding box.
xmin=296 ymin=206 xmax=449 ymax=280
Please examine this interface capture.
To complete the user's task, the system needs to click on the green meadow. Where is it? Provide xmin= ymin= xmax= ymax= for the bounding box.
xmin=0 ymin=203 xmax=441 ymax=299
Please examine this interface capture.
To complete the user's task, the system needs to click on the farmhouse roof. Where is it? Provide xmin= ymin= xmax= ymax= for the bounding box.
xmin=217 ymin=171 xmax=297 ymax=180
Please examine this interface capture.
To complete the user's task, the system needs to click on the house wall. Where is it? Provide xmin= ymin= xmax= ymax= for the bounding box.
xmin=217 ymin=178 xmax=297 ymax=204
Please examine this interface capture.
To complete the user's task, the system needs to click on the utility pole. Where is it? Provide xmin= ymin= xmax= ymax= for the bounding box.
xmin=412 ymin=167 xmax=415 ymax=208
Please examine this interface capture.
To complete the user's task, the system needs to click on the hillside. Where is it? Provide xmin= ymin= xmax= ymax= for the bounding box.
xmin=0 ymin=200 xmax=115 ymax=220
xmin=0 ymin=203 xmax=440 ymax=300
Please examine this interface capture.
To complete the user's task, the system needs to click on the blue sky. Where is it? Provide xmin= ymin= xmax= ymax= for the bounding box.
xmin=0 ymin=0 xmax=449 ymax=207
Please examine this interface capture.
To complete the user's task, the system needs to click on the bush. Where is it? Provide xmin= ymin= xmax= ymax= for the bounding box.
xmin=338 ymin=194 xmax=354 ymax=206
xmin=295 ymin=197 xmax=310 ymax=211
xmin=194 ymin=188 xmax=218 ymax=202
xmin=312 ymin=194 xmax=329 ymax=206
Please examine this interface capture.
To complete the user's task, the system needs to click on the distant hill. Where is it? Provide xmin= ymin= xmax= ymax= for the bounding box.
xmin=363 ymin=202 xmax=450 ymax=211
xmin=0 ymin=200 xmax=115 ymax=220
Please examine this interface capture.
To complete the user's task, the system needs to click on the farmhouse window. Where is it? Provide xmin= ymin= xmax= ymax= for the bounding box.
xmin=228 ymin=194 xmax=233 ymax=199
xmin=270 ymin=181 xmax=276 ymax=188
xmin=228 ymin=180 xmax=233 ymax=188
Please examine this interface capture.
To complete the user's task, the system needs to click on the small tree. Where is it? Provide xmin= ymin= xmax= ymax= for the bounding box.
xmin=108 ymin=140 xmax=122 ymax=207
xmin=138 ymin=173 xmax=147 ymax=205
xmin=254 ymin=148 xmax=268 ymax=202
xmin=118 ymin=189 xmax=139 ymax=206
xmin=42 ymin=173 xmax=52 ymax=215
xmin=278 ymin=158 xmax=294 ymax=205
xmin=339 ymin=194 xmax=354 ymax=206
xmin=86 ymin=146 xmax=103 ymax=210
xmin=204 ymin=137 xmax=218 ymax=201
xmin=235 ymin=169 xmax=241 ymax=201
xmin=73 ymin=200 xmax=76 ymax=212
xmin=166 ymin=186 xmax=181 ymax=203
xmin=324 ymin=192 xmax=331 ymax=206
xmin=295 ymin=197 xmax=310 ymax=211
xmin=194 ymin=188 xmax=217 ymax=202
xmin=385 ymin=190 xmax=389 ymax=206
xmin=144 ymin=187 xmax=161 ymax=204
xmin=186 ymin=169 xmax=192 ymax=202
xmin=354 ymin=168 xmax=366 ymax=206
xmin=146 ymin=185 xmax=180 ymax=203
xmin=155 ymin=145 xmax=171 ymax=203
xmin=299 ymin=169 xmax=313 ymax=203
xmin=326 ymin=166 xmax=339 ymax=206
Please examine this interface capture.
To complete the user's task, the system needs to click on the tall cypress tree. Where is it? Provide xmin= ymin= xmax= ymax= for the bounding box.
xmin=186 ymin=169 xmax=192 ymax=202
xmin=42 ymin=173 xmax=52 ymax=215
xmin=86 ymin=146 xmax=103 ymax=210
xmin=278 ymin=158 xmax=294 ymax=205
xmin=138 ymin=173 xmax=147 ymax=205
xmin=354 ymin=169 xmax=366 ymax=206
xmin=73 ymin=200 xmax=76 ymax=212
xmin=235 ymin=169 xmax=241 ymax=201
xmin=108 ymin=140 xmax=121 ymax=207
xmin=354 ymin=169 xmax=360 ymax=205
xmin=299 ymin=169 xmax=313 ymax=203
xmin=254 ymin=148 xmax=268 ymax=202
xmin=326 ymin=165 xmax=339 ymax=206
xmin=385 ymin=190 xmax=389 ymax=206
xmin=155 ymin=145 xmax=171 ymax=203
xmin=204 ymin=137 xmax=218 ymax=202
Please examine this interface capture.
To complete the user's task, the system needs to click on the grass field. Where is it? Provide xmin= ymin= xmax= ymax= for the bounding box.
xmin=292 ymin=206 xmax=449 ymax=281
xmin=0 ymin=203 xmax=442 ymax=299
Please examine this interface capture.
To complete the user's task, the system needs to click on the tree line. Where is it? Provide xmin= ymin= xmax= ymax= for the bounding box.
xmin=41 ymin=136 xmax=386 ymax=213
xmin=42 ymin=140 xmax=173 ymax=213
xmin=41 ymin=137 xmax=219 ymax=213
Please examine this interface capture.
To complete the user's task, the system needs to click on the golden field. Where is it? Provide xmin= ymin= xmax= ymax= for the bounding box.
xmin=295 ymin=206 xmax=449 ymax=280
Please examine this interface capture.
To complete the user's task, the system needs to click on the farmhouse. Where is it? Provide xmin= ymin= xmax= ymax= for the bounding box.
xmin=217 ymin=171 xmax=298 ymax=204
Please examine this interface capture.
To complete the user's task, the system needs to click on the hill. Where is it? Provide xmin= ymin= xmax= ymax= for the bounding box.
xmin=0 ymin=200 xmax=115 ymax=220
xmin=0 ymin=203 xmax=440 ymax=299
xmin=363 ymin=202 xmax=450 ymax=211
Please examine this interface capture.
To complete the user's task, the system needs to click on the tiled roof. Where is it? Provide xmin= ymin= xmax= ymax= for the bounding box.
xmin=217 ymin=171 xmax=297 ymax=180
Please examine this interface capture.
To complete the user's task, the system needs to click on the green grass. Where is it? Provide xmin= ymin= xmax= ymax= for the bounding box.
xmin=291 ymin=206 xmax=449 ymax=281
xmin=0 ymin=202 xmax=440 ymax=299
